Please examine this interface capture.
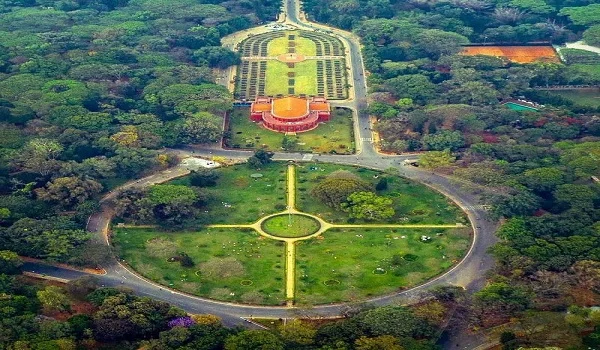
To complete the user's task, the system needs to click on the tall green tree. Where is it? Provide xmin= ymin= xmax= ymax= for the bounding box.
xmin=342 ymin=191 xmax=395 ymax=221
xmin=35 ymin=177 xmax=103 ymax=208
xmin=0 ymin=250 xmax=22 ymax=274
xmin=225 ymin=330 xmax=284 ymax=350
xmin=419 ymin=150 xmax=456 ymax=168
xmin=37 ymin=286 xmax=70 ymax=312
xmin=311 ymin=170 xmax=373 ymax=208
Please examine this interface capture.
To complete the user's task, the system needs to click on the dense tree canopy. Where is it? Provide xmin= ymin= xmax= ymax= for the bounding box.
xmin=311 ymin=170 xmax=373 ymax=208
xmin=342 ymin=191 xmax=395 ymax=221
xmin=0 ymin=0 xmax=275 ymax=265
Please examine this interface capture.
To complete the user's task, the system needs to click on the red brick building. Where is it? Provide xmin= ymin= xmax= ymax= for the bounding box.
xmin=250 ymin=96 xmax=331 ymax=133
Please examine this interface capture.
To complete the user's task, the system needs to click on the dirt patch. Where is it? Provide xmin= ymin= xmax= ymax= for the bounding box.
xmin=233 ymin=176 xmax=250 ymax=187
xmin=461 ymin=45 xmax=559 ymax=63
xmin=199 ymin=257 xmax=245 ymax=278
xmin=210 ymin=287 xmax=233 ymax=299
xmin=278 ymin=53 xmax=306 ymax=63
xmin=241 ymin=291 xmax=265 ymax=304
xmin=145 ymin=237 xmax=177 ymax=258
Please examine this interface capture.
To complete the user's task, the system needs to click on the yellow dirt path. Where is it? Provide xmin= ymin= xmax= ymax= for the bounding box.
xmin=202 ymin=164 xmax=464 ymax=306
xmin=285 ymin=242 xmax=296 ymax=304
xmin=287 ymin=164 xmax=296 ymax=210
xmin=285 ymin=164 xmax=297 ymax=303
xmin=330 ymin=224 xmax=464 ymax=229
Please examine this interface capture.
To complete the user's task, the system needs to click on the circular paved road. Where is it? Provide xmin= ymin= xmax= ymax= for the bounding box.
xmin=26 ymin=147 xmax=497 ymax=328
xmin=22 ymin=2 xmax=499 ymax=328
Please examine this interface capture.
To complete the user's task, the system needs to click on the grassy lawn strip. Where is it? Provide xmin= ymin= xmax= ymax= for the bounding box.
xmin=113 ymin=227 xmax=286 ymax=305
xmin=549 ymin=89 xmax=600 ymax=107
xmin=295 ymin=227 xmax=471 ymax=305
xmin=169 ymin=163 xmax=287 ymax=224
xmin=265 ymin=61 xmax=289 ymax=95
xmin=292 ymin=61 xmax=317 ymax=95
xmin=296 ymin=163 xmax=467 ymax=224
xmin=265 ymin=60 xmax=317 ymax=96
xmin=567 ymin=63 xmax=600 ymax=81
xmin=295 ymin=36 xmax=317 ymax=56
xmin=226 ymin=107 xmax=354 ymax=154
xmin=262 ymin=214 xmax=320 ymax=238
xmin=267 ymin=36 xmax=289 ymax=56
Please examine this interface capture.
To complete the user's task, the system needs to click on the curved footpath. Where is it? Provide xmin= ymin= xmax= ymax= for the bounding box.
xmin=21 ymin=0 xmax=498 ymax=330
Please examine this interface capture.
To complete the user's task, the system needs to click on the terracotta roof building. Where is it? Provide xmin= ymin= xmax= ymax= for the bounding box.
xmin=250 ymin=96 xmax=331 ymax=133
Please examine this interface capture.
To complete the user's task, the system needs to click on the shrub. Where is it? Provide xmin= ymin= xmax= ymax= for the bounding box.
xmin=179 ymin=253 xmax=195 ymax=267
xmin=375 ymin=177 xmax=388 ymax=191
xmin=274 ymin=203 xmax=286 ymax=211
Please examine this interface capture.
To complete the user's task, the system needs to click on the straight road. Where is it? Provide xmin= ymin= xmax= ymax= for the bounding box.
xmin=283 ymin=0 xmax=375 ymax=157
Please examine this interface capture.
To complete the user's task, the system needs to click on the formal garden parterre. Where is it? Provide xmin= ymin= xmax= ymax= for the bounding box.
xmin=234 ymin=30 xmax=348 ymax=100
xmin=112 ymin=162 xmax=472 ymax=306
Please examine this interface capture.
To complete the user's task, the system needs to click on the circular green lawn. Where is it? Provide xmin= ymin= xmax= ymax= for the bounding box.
xmin=114 ymin=162 xmax=471 ymax=306
xmin=262 ymin=214 xmax=320 ymax=238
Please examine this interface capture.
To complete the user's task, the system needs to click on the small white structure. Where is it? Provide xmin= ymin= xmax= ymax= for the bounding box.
xmin=181 ymin=157 xmax=221 ymax=171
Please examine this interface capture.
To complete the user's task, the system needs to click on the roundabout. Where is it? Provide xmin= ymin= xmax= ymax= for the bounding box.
xmin=27 ymin=0 xmax=499 ymax=327
xmin=112 ymin=163 xmax=471 ymax=306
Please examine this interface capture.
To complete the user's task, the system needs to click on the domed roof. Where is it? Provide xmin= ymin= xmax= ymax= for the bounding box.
xmin=272 ymin=97 xmax=309 ymax=119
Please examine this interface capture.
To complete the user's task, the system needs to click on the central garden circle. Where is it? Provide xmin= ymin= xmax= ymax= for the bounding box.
xmin=262 ymin=214 xmax=320 ymax=238
xmin=112 ymin=162 xmax=472 ymax=306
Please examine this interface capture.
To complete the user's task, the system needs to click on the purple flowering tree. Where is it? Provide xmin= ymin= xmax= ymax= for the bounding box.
xmin=168 ymin=316 xmax=195 ymax=328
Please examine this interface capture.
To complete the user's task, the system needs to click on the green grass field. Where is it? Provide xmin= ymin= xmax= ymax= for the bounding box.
xmin=116 ymin=163 xmax=471 ymax=305
xmin=169 ymin=162 xmax=286 ymax=224
xmin=566 ymin=64 xmax=600 ymax=81
xmin=295 ymin=227 xmax=471 ymax=305
xmin=262 ymin=214 xmax=320 ymax=237
xmin=549 ymin=89 xmax=600 ymax=107
xmin=113 ymin=227 xmax=286 ymax=305
xmin=264 ymin=60 xmax=288 ymax=94
xmin=296 ymin=163 xmax=467 ymax=224
xmin=267 ymin=33 xmax=317 ymax=56
xmin=264 ymin=60 xmax=317 ymax=96
xmin=227 ymin=107 xmax=354 ymax=154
